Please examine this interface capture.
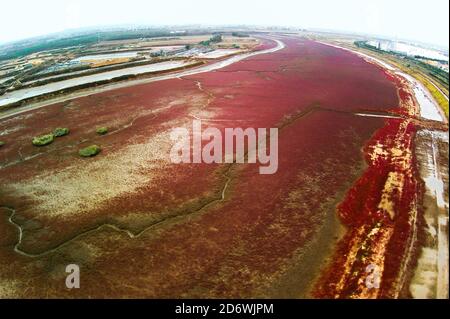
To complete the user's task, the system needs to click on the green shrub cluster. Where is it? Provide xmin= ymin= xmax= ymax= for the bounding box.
xmin=96 ymin=127 xmax=108 ymax=135
xmin=200 ymin=34 xmax=223 ymax=46
xmin=32 ymin=127 xmax=70 ymax=146
xmin=53 ymin=127 xmax=70 ymax=137
xmin=79 ymin=145 xmax=101 ymax=157
xmin=32 ymin=134 xmax=54 ymax=146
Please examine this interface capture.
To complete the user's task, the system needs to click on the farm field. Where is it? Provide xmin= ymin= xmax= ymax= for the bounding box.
xmin=0 ymin=34 xmax=448 ymax=298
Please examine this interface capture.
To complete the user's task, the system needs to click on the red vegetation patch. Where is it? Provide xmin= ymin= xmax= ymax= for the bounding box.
xmin=313 ymin=118 xmax=424 ymax=298
xmin=0 ymin=36 xmax=417 ymax=298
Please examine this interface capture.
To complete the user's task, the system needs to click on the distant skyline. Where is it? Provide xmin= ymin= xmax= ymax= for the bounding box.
xmin=2 ymin=0 xmax=449 ymax=48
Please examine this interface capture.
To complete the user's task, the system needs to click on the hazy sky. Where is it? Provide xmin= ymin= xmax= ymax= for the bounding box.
xmin=2 ymin=0 xmax=449 ymax=48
